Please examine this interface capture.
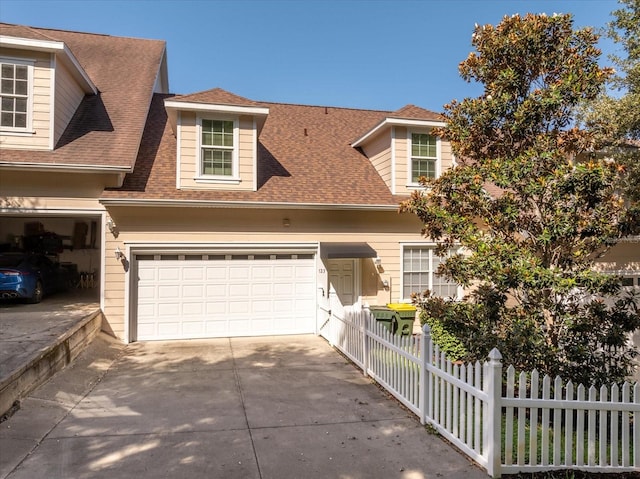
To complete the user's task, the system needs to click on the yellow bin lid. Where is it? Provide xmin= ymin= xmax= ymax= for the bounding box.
xmin=386 ymin=303 xmax=416 ymax=311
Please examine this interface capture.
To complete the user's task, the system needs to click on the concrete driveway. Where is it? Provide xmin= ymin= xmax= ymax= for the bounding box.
xmin=0 ymin=333 xmax=487 ymax=479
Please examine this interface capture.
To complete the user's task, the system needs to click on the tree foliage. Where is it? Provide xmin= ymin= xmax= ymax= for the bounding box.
xmin=581 ymin=0 xmax=640 ymax=204
xmin=401 ymin=13 xmax=640 ymax=386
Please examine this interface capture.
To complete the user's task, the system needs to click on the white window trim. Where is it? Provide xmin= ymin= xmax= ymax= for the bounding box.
xmin=406 ymin=130 xmax=441 ymax=188
xmin=0 ymin=56 xmax=35 ymax=135
xmin=195 ymin=115 xmax=241 ymax=183
xmin=399 ymin=242 xmax=462 ymax=302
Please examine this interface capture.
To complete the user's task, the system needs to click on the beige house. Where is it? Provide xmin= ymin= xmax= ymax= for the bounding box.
xmin=1 ymin=24 xmax=638 ymax=345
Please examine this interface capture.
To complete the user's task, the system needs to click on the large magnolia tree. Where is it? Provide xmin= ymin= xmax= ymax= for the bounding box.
xmin=401 ymin=12 xmax=640 ymax=385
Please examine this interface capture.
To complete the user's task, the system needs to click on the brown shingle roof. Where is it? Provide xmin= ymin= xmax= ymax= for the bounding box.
xmin=0 ymin=23 xmax=165 ymax=170
xmin=390 ymin=104 xmax=444 ymax=122
xmin=102 ymin=94 xmax=403 ymax=206
xmin=171 ymin=88 xmax=263 ymax=107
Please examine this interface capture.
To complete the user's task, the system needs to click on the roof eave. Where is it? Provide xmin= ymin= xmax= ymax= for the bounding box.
xmin=0 ymin=35 xmax=97 ymax=94
xmin=352 ymin=117 xmax=446 ymax=148
xmin=99 ymin=198 xmax=401 ymax=211
xmin=164 ymin=99 xmax=270 ymax=135
xmin=164 ymin=100 xmax=269 ymax=116
xmin=0 ymin=161 xmax=131 ymax=174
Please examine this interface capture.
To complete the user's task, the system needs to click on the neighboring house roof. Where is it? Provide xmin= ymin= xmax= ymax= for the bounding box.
xmin=0 ymin=23 xmax=166 ymax=171
xmin=102 ymin=94 xmax=415 ymax=208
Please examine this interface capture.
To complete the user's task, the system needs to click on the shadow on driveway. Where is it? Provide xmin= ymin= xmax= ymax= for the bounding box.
xmin=0 ymin=334 xmax=488 ymax=479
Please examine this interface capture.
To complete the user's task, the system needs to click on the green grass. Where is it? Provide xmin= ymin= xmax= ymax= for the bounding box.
xmin=501 ymin=411 xmax=635 ymax=467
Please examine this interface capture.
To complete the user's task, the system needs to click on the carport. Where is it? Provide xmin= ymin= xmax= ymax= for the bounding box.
xmin=0 ymin=213 xmax=103 ymax=297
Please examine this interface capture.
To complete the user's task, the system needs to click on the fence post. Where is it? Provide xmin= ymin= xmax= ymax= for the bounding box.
xmin=363 ymin=311 xmax=369 ymax=377
xmin=485 ymin=348 xmax=503 ymax=478
xmin=420 ymin=324 xmax=432 ymax=425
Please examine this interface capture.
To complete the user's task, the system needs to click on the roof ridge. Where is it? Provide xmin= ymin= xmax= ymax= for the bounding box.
xmin=258 ymin=100 xmax=392 ymax=114
xmin=0 ymin=22 xmax=164 ymax=43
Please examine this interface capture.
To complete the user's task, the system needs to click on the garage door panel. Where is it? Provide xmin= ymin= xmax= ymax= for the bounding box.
xmin=229 ymin=266 xmax=250 ymax=280
xmin=182 ymin=322 xmax=204 ymax=335
xmin=135 ymin=253 xmax=316 ymax=340
xmin=157 ymin=303 xmax=180 ymax=317
xmin=251 ymin=300 xmax=272 ymax=313
xmin=295 ymin=282 xmax=315 ymax=295
xmin=138 ymin=268 xmax=157 ymax=281
xmin=229 ymin=284 xmax=250 ymax=297
xmin=183 ymin=267 xmax=205 ymax=281
xmin=205 ymin=284 xmax=227 ymax=298
xmin=251 ymin=283 xmax=272 ymax=296
xmin=137 ymin=285 xmax=157 ymax=300
xmin=158 ymin=285 xmax=179 ymax=297
xmin=252 ymin=266 xmax=273 ymax=279
xmin=158 ymin=267 xmax=181 ymax=281
xmin=157 ymin=322 xmax=181 ymax=336
xmin=182 ymin=284 xmax=204 ymax=297
xmin=206 ymin=267 xmax=227 ymax=280
xmin=182 ymin=302 xmax=204 ymax=315
xmin=229 ymin=300 xmax=250 ymax=314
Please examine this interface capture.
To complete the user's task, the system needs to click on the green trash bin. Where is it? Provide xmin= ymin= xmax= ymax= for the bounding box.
xmin=368 ymin=306 xmax=398 ymax=334
xmin=386 ymin=303 xmax=417 ymax=336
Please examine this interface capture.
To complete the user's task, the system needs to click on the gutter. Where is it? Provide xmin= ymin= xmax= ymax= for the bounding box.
xmin=99 ymin=198 xmax=401 ymax=211
xmin=0 ymin=162 xmax=131 ymax=174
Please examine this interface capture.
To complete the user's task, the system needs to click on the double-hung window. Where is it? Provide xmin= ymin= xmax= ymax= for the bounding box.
xmin=410 ymin=133 xmax=438 ymax=183
xmin=200 ymin=119 xmax=236 ymax=177
xmin=1 ymin=60 xmax=32 ymax=131
xmin=402 ymin=245 xmax=459 ymax=300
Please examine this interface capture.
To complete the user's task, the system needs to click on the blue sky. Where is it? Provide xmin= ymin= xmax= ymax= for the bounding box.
xmin=0 ymin=0 xmax=621 ymax=112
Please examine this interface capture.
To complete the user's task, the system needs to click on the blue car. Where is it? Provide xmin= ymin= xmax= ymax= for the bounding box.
xmin=0 ymin=253 xmax=72 ymax=303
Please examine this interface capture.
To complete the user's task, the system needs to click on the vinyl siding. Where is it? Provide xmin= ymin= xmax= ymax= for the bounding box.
xmin=394 ymin=126 xmax=408 ymax=191
xmin=0 ymin=48 xmax=51 ymax=150
xmin=53 ymin=59 xmax=86 ymax=146
xmin=0 ymin=169 xmax=122 ymax=201
xmin=102 ymin=206 xmax=427 ymax=339
xmin=361 ymin=129 xmax=392 ymax=188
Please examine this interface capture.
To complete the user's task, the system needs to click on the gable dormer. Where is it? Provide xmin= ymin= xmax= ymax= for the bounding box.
xmin=0 ymin=25 xmax=97 ymax=151
xmin=164 ymin=88 xmax=269 ymax=191
xmin=352 ymin=105 xmax=453 ymax=195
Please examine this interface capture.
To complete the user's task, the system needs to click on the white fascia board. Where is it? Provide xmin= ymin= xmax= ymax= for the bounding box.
xmin=164 ymin=100 xmax=269 ymax=117
xmin=60 ymin=45 xmax=97 ymax=94
xmin=0 ymin=36 xmax=97 ymax=94
xmin=99 ymin=198 xmax=400 ymax=211
xmin=352 ymin=117 xmax=446 ymax=148
xmin=0 ymin=206 xmax=105 ymax=215
xmin=0 ymin=162 xmax=131 ymax=174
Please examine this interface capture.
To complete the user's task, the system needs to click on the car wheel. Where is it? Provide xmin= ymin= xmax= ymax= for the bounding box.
xmin=29 ymin=280 xmax=43 ymax=304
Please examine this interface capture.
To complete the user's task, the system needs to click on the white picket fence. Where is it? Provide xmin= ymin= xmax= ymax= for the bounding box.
xmin=320 ymin=309 xmax=640 ymax=478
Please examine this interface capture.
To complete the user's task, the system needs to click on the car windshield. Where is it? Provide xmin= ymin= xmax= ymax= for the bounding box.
xmin=0 ymin=255 xmax=26 ymax=268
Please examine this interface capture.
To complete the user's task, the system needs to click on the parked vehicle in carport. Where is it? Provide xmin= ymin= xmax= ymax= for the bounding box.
xmin=0 ymin=253 xmax=74 ymax=303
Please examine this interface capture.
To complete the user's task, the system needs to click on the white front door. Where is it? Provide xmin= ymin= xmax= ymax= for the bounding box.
xmin=327 ymin=259 xmax=358 ymax=318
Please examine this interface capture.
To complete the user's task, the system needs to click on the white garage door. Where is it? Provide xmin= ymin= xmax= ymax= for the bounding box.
xmin=134 ymin=253 xmax=316 ymax=341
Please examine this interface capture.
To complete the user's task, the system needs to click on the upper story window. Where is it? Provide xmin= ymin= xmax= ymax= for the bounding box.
xmin=1 ymin=60 xmax=33 ymax=132
xmin=198 ymin=118 xmax=238 ymax=180
xmin=410 ymin=133 xmax=439 ymax=183
xmin=402 ymin=245 xmax=459 ymax=301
